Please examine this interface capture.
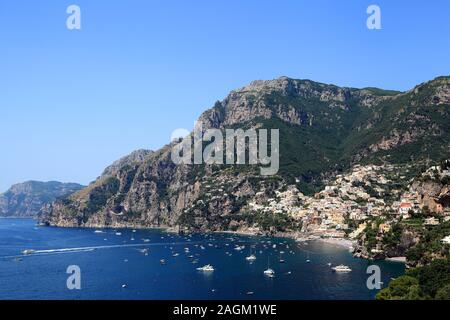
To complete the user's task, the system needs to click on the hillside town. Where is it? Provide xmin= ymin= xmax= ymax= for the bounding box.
xmin=244 ymin=161 xmax=450 ymax=255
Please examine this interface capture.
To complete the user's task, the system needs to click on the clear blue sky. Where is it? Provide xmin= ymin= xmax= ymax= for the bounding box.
xmin=1 ymin=0 xmax=449 ymax=192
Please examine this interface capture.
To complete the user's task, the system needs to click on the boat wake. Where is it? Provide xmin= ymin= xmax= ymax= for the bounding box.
xmin=0 ymin=241 xmax=204 ymax=260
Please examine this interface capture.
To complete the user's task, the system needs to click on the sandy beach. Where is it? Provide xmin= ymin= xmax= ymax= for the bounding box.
xmin=315 ymin=238 xmax=356 ymax=250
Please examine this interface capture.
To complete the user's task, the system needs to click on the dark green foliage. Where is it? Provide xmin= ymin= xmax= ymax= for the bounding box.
xmin=377 ymin=258 xmax=450 ymax=300
xmin=382 ymin=223 xmax=403 ymax=248
xmin=376 ymin=276 xmax=421 ymax=300
xmin=87 ymin=177 xmax=120 ymax=213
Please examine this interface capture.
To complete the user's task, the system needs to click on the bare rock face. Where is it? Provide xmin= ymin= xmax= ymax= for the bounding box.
xmin=409 ymin=172 xmax=450 ymax=212
xmin=102 ymin=149 xmax=153 ymax=176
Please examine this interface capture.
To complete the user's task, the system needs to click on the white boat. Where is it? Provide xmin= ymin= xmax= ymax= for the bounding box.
xmin=197 ymin=264 xmax=215 ymax=272
xmin=94 ymin=230 xmax=103 ymax=234
xmin=115 ymin=232 xmax=122 ymax=236
xmin=264 ymin=257 xmax=275 ymax=277
xmin=22 ymin=249 xmax=35 ymax=255
xmin=264 ymin=268 xmax=275 ymax=277
xmin=246 ymin=254 xmax=257 ymax=262
xmin=332 ymin=265 xmax=352 ymax=272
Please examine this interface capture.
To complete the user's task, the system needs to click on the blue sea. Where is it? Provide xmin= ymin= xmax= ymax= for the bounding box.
xmin=0 ymin=219 xmax=404 ymax=300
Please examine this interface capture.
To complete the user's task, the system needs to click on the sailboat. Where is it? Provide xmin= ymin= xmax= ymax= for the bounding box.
xmin=279 ymin=251 xmax=285 ymax=263
xmin=246 ymin=246 xmax=257 ymax=262
xmin=264 ymin=257 xmax=275 ymax=277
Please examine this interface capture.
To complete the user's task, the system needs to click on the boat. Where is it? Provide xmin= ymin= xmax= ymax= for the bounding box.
xmin=264 ymin=268 xmax=275 ymax=277
xmin=327 ymin=262 xmax=332 ymax=267
xmin=246 ymin=247 xmax=257 ymax=261
xmin=160 ymin=259 xmax=166 ymax=265
xmin=332 ymin=265 xmax=352 ymax=272
xmin=279 ymin=252 xmax=285 ymax=263
xmin=197 ymin=264 xmax=215 ymax=272
xmin=94 ymin=230 xmax=103 ymax=234
xmin=22 ymin=249 xmax=35 ymax=255
xmin=264 ymin=258 xmax=275 ymax=277
xmin=246 ymin=254 xmax=257 ymax=262
xmin=172 ymin=253 xmax=179 ymax=257
xmin=115 ymin=232 xmax=122 ymax=236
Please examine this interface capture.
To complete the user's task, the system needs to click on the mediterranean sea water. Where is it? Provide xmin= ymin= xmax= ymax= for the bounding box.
xmin=0 ymin=219 xmax=404 ymax=300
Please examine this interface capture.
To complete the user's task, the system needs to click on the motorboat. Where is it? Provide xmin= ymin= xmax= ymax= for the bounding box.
xmin=246 ymin=254 xmax=257 ymax=262
xmin=332 ymin=265 xmax=352 ymax=272
xmin=197 ymin=264 xmax=215 ymax=272
xmin=264 ymin=268 xmax=275 ymax=277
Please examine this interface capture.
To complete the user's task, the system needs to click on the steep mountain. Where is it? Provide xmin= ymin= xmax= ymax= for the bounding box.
xmin=41 ymin=76 xmax=450 ymax=231
xmin=0 ymin=181 xmax=84 ymax=217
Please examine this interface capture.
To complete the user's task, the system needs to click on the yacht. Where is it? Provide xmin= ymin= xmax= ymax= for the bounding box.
xmin=332 ymin=265 xmax=352 ymax=272
xmin=264 ymin=268 xmax=275 ymax=277
xmin=197 ymin=264 xmax=215 ymax=272
xmin=246 ymin=254 xmax=257 ymax=262
xmin=22 ymin=249 xmax=35 ymax=255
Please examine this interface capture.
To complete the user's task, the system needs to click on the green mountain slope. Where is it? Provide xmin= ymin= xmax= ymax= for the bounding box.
xmin=40 ymin=76 xmax=450 ymax=230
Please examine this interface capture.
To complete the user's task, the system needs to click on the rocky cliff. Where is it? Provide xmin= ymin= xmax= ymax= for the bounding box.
xmin=0 ymin=181 xmax=84 ymax=217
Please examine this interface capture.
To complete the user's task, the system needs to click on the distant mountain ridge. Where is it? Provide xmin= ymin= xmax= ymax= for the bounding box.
xmin=41 ymin=75 xmax=450 ymax=230
xmin=0 ymin=181 xmax=84 ymax=217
